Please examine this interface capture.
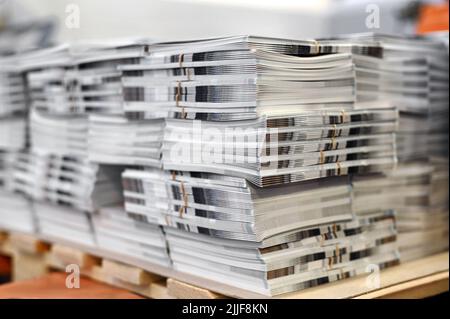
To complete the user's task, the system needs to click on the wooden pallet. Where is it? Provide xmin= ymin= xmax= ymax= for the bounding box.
xmin=0 ymin=231 xmax=225 ymax=299
xmin=0 ymin=231 xmax=448 ymax=299
xmin=0 ymin=272 xmax=144 ymax=299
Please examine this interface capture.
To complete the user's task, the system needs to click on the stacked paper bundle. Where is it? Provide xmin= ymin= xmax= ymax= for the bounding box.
xmin=323 ymin=34 xmax=449 ymax=159
xmin=164 ymin=211 xmax=397 ymax=295
xmin=79 ymin=43 xmax=165 ymax=169
xmin=119 ymin=36 xmax=400 ymax=295
xmin=353 ymin=162 xmax=448 ymax=261
xmin=0 ymin=56 xmax=27 ymax=150
xmin=88 ymin=114 xmax=164 ymax=167
xmin=19 ymin=46 xmax=125 ymax=246
xmin=23 ymin=46 xmax=76 ymax=115
xmin=0 ymin=152 xmax=35 ymax=234
xmin=71 ymin=42 xmax=145 ymax=114
xmin=0 ymin=53 xmax=35 ymax=234
xmin=92 ymin=205 xmax=170 ymax=266
xmin=327 ymin=34 xmax=450 ymax=261
xmin=0 ymin=34 xmax=447 ymax=296
xmin=118 ymin=36 xmax=398 ymax=187
xmin=69 ymin=42 xmax=172 ymax=264
xmin=76 ymin=42 xmax=165 ymax=166
xmin=163 ymin=108 xmax=398 ymax=187
xmin=122 ymin=169 xmax=399 ymax=295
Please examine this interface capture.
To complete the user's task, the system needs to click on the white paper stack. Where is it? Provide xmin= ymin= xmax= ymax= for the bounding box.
xmin=120 ymin=38 xmax=356 ymax=121
xmin=123 ymin=171 xmax=354 ymax=241
xmin=71 ymin=42 xmax=145 ymax=114
xmin=30 ymin=109 xmax=89 ymax=157
xmin=18 ymin=45 xmax=127 ymax=246
xmin=4 ymin=34 xmax=448 ymax=296
xmin=116 ymin=36 xmax=400 ymax=186
xmin=92 ymin=205 xmax=171 ymax=266
xmin=0 ymin=53 xmax=34 ymax=234
xmin=162 ymin=108 xmax=398 ymax=187
xmin=0 ymin=191 xmax=34 ymax=234
xmin=23 ymin=45 xmax=76 ymax=115
xmin=164 ymin=210 xmax=398 ymax=296
xmin=353 ymin=162 xmax=448 ymax=262
xmin=324 ymin=34 xmax=449 ymax=262
xmin=121 ymin=168 xmax=399 ymax=295
xmin=34 ymin=201 xmax=96 ymax=246
xmin=88 ymin=114 xmax=164 ymax=167
xmin=321 ymin=34 xmax=449 ymax=162
xmin=0 ymin=56 xmax=28 ymax=151
xmin=0 ymin=152 xmax=35 ymax=234
xmin=117 ymin=36 xmax=401 ymax=295
xmin=77 ymin=44 xmax=166 ymax=167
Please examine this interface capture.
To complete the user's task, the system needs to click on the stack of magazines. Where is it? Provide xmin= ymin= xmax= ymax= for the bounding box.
xmin=71 ymin=41 xmax=144 ymax=114
xmin=328 ymin=34 xmax=450 ymax=261
xmin=118 ymin=36 xmax=398 ymax=186
xmin=121 ymin=169 xmax=399 ymax=295
xmin=353 ymin=161 xmax=448 ymax=261
xmin=163 ymin=108 xmax=398 ymax=187
xmin=20 ymin=47 xmax=125 ymax=246
xmin=0 ymin=56 xmax=27 ymax=150
xmin=92 ymin=205 xmax=170 ymax=266
xmin=164 ymin=210 xmax=397 ymax=295
xmin=88 ymin=114 xmax=164 ymax=167
xmin=79 ymin=43 xmax=166 ymax=168
xmin=120 ymin=36 xmax=401 ymax=295
xmin=0 ymin=34 xmax=448 ymax=297
xmin=0 ymin=53 xmax=34 ymax=234
xmin=0 ymin=152 xmax=36 ymax=234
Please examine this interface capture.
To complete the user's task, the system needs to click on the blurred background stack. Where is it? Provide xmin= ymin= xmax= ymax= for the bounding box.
xmin=0 ymin=11 xmax=54 ymax=234
xmin=327 ymin=34 xmax=450 ymax=261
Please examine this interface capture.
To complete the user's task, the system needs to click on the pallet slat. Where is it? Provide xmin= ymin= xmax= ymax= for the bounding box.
xmin=102 ymin=259 xmax=162 ymax=286
xmin=167 ymin=278 xmax=226 ymax=299
xmin=1 ymin=231 xmax=448 ymax=299
xmin=278 ymin=252 xmax=449 ymax=299
xmin=355 ymin=272 xmax=449 ymax=299
xmin=49 ymin=245 xmax=100 ymax=269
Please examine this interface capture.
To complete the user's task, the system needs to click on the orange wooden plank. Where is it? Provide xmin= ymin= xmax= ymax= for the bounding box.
xmin=0 ymin=256 xmax=10 ymax=275
xmin=0 ymin=272 xmax=144 ymax=299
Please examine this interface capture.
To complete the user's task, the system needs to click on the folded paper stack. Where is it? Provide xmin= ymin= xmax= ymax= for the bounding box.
xmin=326 ymin=34 xmax=449 ymax=262
xmin=17 ymin=46 xmax=127 ymax=246
xmin=0 ymin=53 xmax=34 ymax=234
xmin=92 ymin=205 xmax=170 ymax=266
xmin=0 ymin=33 xmax=448 ymax=297
xmin=119 ymin=36 xmax=402 ymax=295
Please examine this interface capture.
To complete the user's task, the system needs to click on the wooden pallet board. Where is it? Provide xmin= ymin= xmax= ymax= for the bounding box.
xmin=0 ymin=232 xmax=12 ymax=256
xmin=1 ymin=230 xmax=448 ymax=299
xmin=355 ymin=271 xmax=449 ymax=299
xmin=0 ymin=272 xmax=144 ymax=299
xmin=278 ymin=252 xmax=449 ymax=299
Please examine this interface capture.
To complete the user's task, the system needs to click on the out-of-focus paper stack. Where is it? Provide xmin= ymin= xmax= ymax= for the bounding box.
xmin=18 ymin=46 xmax=126 ymax=246
xmin=92 ymin=205 xmax=170 ymax=266
xmin=0 ymin=152 xmax=35 ymax=234
xmin=88 ymin=114 xmax=164 ymax=167
xmin=0 ymin=52 xmax=34 ymax=234
xmin=332 ymin=34 xmax=449 ymax=261
xmin=0 ymin=56 xmax=27 ymax=150
xmin=353 ymin=161 xmax=448 ymax=262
